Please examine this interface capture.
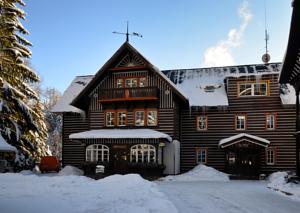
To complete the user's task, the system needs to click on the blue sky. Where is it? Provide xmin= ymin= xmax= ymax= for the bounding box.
xmin=23 ymin=0 xmax=292 ymax=92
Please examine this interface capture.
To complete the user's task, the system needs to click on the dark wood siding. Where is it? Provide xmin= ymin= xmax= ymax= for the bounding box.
xmin=180 ymin=74 xmax=296 ymax=174
xmin=62 ymin=112 xmax=88 ymax=167
xmin=89 ymin=70 xmax=176 ymax=111
xmin=88 ymin=108 xmax=178 ymax=139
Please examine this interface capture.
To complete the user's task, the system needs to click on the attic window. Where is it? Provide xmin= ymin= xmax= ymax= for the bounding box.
xmin=203 ymin=84 xmax=221 ymax=93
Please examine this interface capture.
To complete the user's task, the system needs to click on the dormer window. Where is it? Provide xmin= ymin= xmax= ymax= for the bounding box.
xmin=202 ymin=84 xmax=221 ymax=93
xmin=204 ymin=86 xmax=215 ymax=93
xmin=238 ymin=81 xmax=269 ymax=97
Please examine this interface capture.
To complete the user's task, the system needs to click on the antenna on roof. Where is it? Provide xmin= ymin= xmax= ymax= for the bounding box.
xmin=262 ymin=0 xmax=271 ymax=64
xmin=113 ymin=21 xmax=143 ymax=43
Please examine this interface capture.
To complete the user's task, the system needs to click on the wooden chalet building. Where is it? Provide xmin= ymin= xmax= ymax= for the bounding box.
xmin=280 ymin=0 xmax=300 ymax=177
xmin=53 ymin=41 xmax=296 ymax=177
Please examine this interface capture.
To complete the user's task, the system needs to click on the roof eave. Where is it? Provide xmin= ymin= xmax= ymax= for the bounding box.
xmin=279 ymin=0 xmax=300 ymax=85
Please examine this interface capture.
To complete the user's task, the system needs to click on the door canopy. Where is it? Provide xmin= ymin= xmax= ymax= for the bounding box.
xmin=219 ymin=133 xmax=270 ymax=149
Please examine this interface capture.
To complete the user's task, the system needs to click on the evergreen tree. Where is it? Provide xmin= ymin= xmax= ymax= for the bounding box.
xmin=0 ymin=0 xmax=48 ymax=169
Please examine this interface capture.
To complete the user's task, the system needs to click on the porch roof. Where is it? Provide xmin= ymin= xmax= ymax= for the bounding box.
xmin=219 ymin=133 xmax=270 ymax=149
xmin=69 ymin=129 xmax=172 ymax=142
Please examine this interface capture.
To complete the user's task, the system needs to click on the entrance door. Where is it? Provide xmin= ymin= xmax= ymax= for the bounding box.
xmin=112 ymin=145 xmax=128 ymax=174
xmin=226 ymin=149 xmax=259 ymax=177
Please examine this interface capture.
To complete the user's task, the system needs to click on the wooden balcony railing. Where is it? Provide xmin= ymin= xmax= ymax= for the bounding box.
xmin=98 ymin=87 xmax=159 ymax=102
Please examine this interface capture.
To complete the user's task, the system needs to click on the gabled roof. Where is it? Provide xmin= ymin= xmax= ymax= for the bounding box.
xmin=71 ymin=42 xmax=188 ymax=110
xmin=55 ymin=62 xmax=295 ymax=113
xmin=51 ymin=75 xmax=93 ymax=113
xmin=219 ymin=133 xmax=270 ymax=148
xmin=280 ymin=0 xmax=300 ymax=87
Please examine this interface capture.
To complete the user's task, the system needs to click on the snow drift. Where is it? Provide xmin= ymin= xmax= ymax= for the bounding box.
xmin=268 ymin=172 xmax=300 ymax=201
xmin=160 ymin=164 xmax=229 ymax=182
xmin=58 ymin=165 xmax=84 ymax=176
xmin=0 ymin=173 xmax=178 ymax=213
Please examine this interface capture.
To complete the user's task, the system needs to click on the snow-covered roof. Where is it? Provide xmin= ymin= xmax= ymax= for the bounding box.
xmin=51 ymin=75 xmax=93 ymax=113
xmin=54 ymin=63 xmax=295 ymax=112
xmin=219 ymin=133 xmax=270 ymax=148
xmin=69 ymin=129 xmax=172 ymax=142
xmin=162 ymin=63 xmax=289 ymax=106
xmin=0 ymin=134 xmax=17 ymax=152
xmin=280 ymin=84 xmax=296 ymax=105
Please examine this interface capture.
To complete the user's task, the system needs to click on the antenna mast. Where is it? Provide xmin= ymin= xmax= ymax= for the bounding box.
xmin=262 ymin=0 xmax=271 ymax=64
xmin=113 ymin=21 xmax=143 ymax=43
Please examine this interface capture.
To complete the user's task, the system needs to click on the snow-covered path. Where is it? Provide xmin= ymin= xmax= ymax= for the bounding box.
xmin=157 ymin=180 xmax=300 ymax=213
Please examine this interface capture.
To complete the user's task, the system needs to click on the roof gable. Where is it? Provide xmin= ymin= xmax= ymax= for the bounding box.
xmin=71 ymin=42 xmax=188 ymax=110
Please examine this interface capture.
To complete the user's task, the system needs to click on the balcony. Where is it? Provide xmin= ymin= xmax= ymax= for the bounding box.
xmin=98 ymin=87 xmax=159 ymax=103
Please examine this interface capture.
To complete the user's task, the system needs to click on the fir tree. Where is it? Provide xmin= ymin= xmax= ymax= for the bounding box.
xmin=0 ymin=0 xmax=48 ymax=169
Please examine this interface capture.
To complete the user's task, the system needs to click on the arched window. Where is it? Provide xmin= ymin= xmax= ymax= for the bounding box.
xmin=86 ymin=144 xmax=109 ymax=162
xmin=130 ymin=144 xmax=156 ymax=163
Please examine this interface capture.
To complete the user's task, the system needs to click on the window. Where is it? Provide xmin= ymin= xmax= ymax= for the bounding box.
xmin=238 ymin=81 xmax=269 ymax=97
xmin=147 ymin=110 xmax=157 ymax=126
xmin=235 ymin=115 xmax=246 ymax=130
xmin=116 ymin=77 xmax=147 ymax=88
xmin=117 ymin=111 xmax=127 ymax=126
xmin=139 ymin=77 xmax=146 ymax=87
xmin=227 ymin=152 xmax=236 ymax=165
xmin=86 ymin=144 xmax=109 ymax=162
xmin=106 ymin=112 xmax=115 ymax=127
xmin=135 ymin=111 xmax=145 ymax=126
xmin=130 ymin=144 xmax=156 ymax=163
xmin=266 ymin=113 xmax=276 ymax=130
xmin=196 ymin=148 xmax=207 ymax=164
xmin=116 ymin=79 xmax=123 ymax=88
xmin=125 ymin=78 xmax=138 ymax=88
xmin=266 ymin=148 xmax=276 ymax=165
xmin=197 ymin=116 xmax=207 ymax=130
xmin=135 ymin=110 xmax=158 ymax=127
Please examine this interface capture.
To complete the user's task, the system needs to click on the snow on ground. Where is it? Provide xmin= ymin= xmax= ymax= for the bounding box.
xmin=0 ymin=173 xmax=177 ymax=213
xmin=157 ymin=180 xmax=300 ymax=213
xmin=160 ymin=164 xmax=229 ymax=182
xmin=57 ymin=165 xmax=84 ymax=176
xmin=1 ymin=169 xmax=300 ymax=213
xmin=268 ymin=172 xmax=300 ymax=201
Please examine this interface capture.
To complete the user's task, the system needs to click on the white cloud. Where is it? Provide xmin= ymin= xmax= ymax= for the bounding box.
xmin=202 ymin=1 xmax=253 ymax=67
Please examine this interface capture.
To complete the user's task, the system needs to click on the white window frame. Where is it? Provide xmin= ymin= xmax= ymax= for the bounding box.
xmin=117 ymin=111 xmax=127 ymax=127
xmin=105 ymin=112 xmax=115 ymax=127
xmin=266 ymin=148 xmax=275 ymax=165
xmin=236 ymin=115 xmax=246 ymax=130
xmin=125 ymin=78 xmax=138 ymax=88
xmin=135 ymin=111 xmax=145 ymax=126
xmin=147 ymin=110 xmax=157 ymax=126
xmin=197 ymin=116 xmax=207 ymax=130
xmin=238 ymin=82 xmax=268 ymax=97
xmin=266 ymin=114 xmax=276 ymax=130
xmin=86 ymin=144 xmax=109 ymax=162
xmin=139 ymin=77 xmax=146 ymax=87
xmin=196 ymin=148 xmax=207 ymax=164
xmin=116 ymin=78 xmax=123 ymax=88
xmin=130 ymin=144 xmax=156 ymax=163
